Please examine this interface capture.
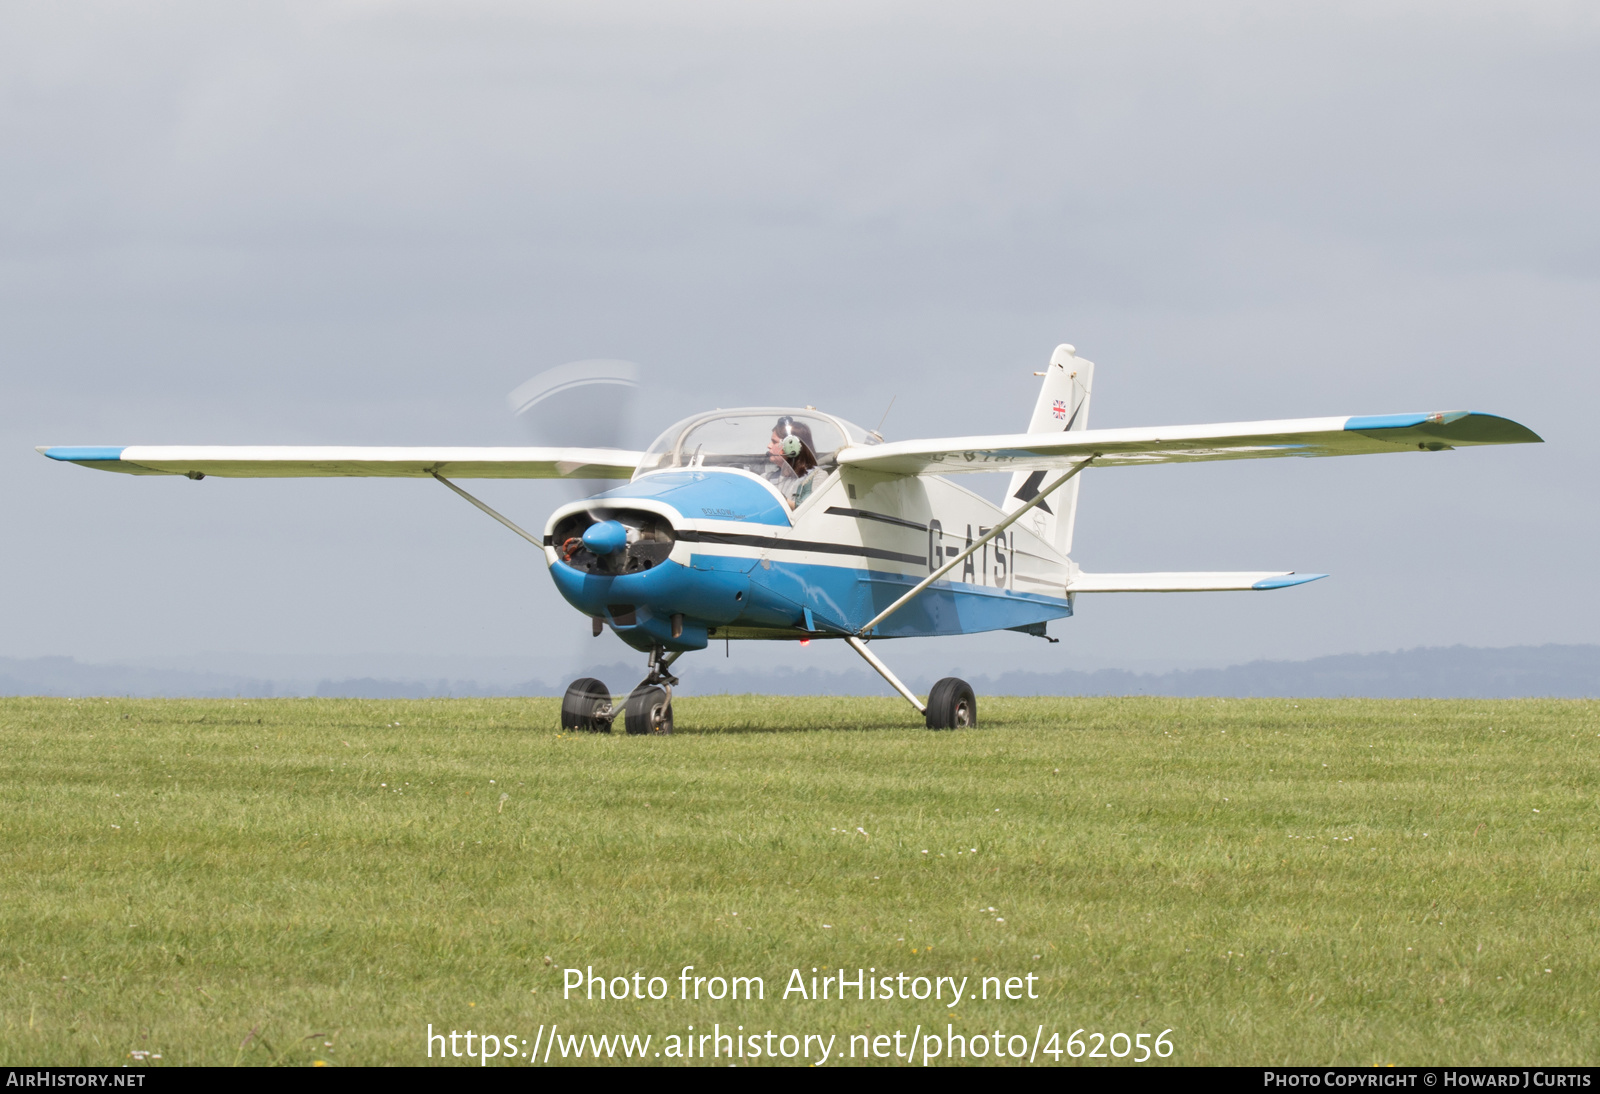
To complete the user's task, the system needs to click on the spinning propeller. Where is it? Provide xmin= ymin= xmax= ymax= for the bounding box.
xmin=508 ymin=359 xmax=640 ymax=497
xmin=507 ymin=358 xmax=639 ymax=450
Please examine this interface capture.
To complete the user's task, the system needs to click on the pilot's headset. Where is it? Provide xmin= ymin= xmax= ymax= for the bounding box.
xmin=773 ymin=416 xmax=815 ymax=469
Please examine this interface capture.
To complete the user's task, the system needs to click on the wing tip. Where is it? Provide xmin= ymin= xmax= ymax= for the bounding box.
xmin=38 ymin=446 xmax=126 ymax=463
xmin=1344 ymin=411 xmax=1542 ymax=445
xmin=1252 ymin=572 xmax=1329 ymax=590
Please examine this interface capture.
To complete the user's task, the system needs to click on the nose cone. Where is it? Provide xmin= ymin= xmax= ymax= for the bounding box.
xmin=581 ymin=520 xmax=628 ymax=556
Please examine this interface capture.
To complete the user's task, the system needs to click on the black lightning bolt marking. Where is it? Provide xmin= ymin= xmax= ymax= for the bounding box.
xmin=1011 ymin=468 xmax=1054 ymax=514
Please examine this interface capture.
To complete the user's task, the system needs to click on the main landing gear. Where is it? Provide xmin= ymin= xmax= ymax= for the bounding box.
xmin=560 ymin=647 xmax=680 ymax=735
xmin=925 ymin=677 xmax=977 ymax=730
xmin=561 ymin=641 xmax=976 ymax=734
xmin=845 ymin=636 xmax=977 ymax=730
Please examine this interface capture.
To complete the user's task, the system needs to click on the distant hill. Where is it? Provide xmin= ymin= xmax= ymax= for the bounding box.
xmin=0 ymin=656 xmax=531 ymax=700
xmin=0 ymin=656 xmax=288 ymax=699
xmin=1 ymin=644 xmax=1596 ymax=699
xmin=973 ymin=644 xmax=1600 ymax=699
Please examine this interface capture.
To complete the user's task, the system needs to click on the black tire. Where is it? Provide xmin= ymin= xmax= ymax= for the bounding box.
xmin=624 ymin=685 xmax=674 ymax=735
xmin=561 ymin=677 xmax=613 ymax=732
xmin=925 ymin=677 xmax=977 ymax=730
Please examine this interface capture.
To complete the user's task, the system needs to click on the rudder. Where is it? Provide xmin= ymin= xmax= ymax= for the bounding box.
xmin=1003 ymin=344 xmax=1094 ymax=558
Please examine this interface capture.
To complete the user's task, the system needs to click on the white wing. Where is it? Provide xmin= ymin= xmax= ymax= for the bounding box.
xmin=1067 ymin=572 xmax=1326 ymax=592
xmin=838 ymin=411 xmax=1541 ymax=475
xmin=36 ymin=445 xmax=643 ymax=479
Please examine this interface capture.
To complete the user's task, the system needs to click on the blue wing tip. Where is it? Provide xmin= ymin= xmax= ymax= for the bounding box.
xmin=1344 ymin=413 xmax=1434 ymax=431
xmin=39 ymin=446 xmax=126 ymax=462
xmin=1253 ymin=573 xmax=1328 ymax=590
xmin=1343 ymin=411 xmax=1542 ymax=444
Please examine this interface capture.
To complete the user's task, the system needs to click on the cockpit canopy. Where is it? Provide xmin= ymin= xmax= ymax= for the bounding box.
xmin=634 ymin=408 xmax=880 ymax=480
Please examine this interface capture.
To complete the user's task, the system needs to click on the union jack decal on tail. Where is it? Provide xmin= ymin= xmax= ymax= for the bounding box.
xmin=1052 ymin=398 xmax=1067 ymax=420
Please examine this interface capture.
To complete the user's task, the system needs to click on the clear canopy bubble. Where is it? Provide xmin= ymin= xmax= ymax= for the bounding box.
xmin=635 ymin=408 xmax=880 ymax=480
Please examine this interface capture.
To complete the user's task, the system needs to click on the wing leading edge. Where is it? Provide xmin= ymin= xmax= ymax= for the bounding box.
xmin=838 ymin=411 xmax=1541 ymax=475
xmin=35 ymin=446 xmax=644 ymax=479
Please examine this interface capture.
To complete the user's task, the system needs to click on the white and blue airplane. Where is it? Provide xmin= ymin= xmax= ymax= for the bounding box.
xmin=37 ymin=344 xmax=1541 ymax=733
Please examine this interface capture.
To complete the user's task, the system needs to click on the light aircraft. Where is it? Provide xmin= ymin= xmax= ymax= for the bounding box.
xmin=37 ymin=344 xmax=1541 ymax=733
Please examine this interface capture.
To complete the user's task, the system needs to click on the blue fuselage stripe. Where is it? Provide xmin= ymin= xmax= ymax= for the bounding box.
xmin=547 ymin=551 xmax=1071 ymax=651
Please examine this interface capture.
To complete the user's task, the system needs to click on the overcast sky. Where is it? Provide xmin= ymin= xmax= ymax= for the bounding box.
xmin=2 ymin=1 xmax=1594 ymax=681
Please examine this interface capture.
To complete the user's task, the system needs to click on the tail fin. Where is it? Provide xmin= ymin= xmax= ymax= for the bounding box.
xmin=1003 ymin=343 xmax=1094 ymax=558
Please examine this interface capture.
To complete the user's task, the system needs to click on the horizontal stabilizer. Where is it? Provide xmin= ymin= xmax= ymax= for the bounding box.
xmin=35 ymin=446 xmax=643 ymax=479
xmin=1067 ymin=571 xmax=1327 ymax=593
xmin=839 ymin=411 xmax=1541 ymax=475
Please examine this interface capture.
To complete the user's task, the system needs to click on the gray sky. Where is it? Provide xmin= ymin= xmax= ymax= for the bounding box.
xmin=3 ymin=1 xmax=1594 ymax=681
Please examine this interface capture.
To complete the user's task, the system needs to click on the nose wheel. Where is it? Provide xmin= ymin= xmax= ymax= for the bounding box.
xmin=560 ymin=676 xmax=616 ymax=732
xmin=624 ymin=685 xmax=674 ymax=735
xmin=626 ymin=647 xmax=680 ymax=735
xmin=560 ymin=647 xmax=681 ymax=735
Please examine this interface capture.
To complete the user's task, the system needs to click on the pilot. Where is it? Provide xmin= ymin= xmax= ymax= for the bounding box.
xmin=768 ymin=416 xmax=823 ymax=509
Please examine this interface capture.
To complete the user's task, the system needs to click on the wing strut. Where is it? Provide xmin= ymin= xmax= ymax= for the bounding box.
xmin=858 ymin=457 xmax=1095 ymax=636
xmin=431 ymin=472 xmax=545 ymax=549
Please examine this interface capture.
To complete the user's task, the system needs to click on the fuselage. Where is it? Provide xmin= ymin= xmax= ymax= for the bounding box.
xmin=542 ymin=457 xmax=1075 ymax=652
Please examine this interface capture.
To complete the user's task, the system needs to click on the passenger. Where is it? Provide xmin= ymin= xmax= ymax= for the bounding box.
xmin=768 ymin=416 xmax=824 ymax=509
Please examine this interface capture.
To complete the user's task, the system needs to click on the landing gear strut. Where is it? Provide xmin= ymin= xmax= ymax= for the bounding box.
xmin=559 ymin=646 xmax=680 ymax=735
xmin=846 ymin=635 xmax=977 ymax=730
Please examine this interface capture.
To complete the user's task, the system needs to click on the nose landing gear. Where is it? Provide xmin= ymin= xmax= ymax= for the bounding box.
xmin=560 ymin=677 xmax=615 ymax=732
xmin=559 ymin=646 xmax=681 ymax=735
xmin=624 ymin=647 xmax=679 ymax=735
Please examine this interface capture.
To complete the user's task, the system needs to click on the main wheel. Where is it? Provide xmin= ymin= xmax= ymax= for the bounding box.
xmin=624 ymin=685 xmax=674 ymax=735
xmin=925 ymin=677 xmax=977 ymax=730
xmin=561 ymin=677 xmax=613 ymax=732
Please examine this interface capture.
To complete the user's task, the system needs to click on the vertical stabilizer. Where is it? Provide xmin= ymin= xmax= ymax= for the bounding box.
xmin=1003 ymin=344 xmax=1094 ymax=558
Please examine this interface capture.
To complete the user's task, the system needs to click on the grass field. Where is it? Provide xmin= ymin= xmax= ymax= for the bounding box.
xmin=1 ymin=694 xmax=1596 ymax=1067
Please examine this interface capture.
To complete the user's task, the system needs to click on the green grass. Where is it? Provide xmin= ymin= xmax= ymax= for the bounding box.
xmin=1 ymin=695 xmax=1596 ymax=1066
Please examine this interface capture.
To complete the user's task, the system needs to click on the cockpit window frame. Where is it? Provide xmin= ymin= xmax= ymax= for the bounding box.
xmin=632 ymin=407 xmax=880 ymax=483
